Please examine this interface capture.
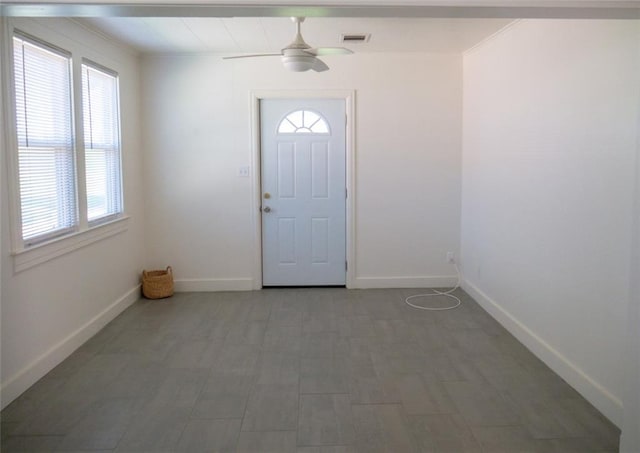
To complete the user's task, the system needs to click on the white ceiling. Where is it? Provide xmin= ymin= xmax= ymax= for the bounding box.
xmin=79 ymin=17 xmax=514 ymax=54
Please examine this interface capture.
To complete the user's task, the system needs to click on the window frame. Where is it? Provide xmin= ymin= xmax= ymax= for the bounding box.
xmin=12 ymin=31 xmax=79 ymax=247
xmin=3 ymin=25 xmax=128 ymax=272
xmin=81 ymin=58 xmax=124 ymax=228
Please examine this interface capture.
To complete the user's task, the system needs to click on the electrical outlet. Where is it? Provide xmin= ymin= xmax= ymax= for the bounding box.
xmin=238 ymin=166 xmax=250 ymax=177
xmin=446 ymin=252 xmax=455 ymax=264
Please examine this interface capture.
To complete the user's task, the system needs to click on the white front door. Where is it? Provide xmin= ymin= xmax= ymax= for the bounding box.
xmin=261 ymin=99 xmax=346 ymax=286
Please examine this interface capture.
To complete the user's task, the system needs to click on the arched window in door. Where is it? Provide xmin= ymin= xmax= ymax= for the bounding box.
xmin=277 ymin=110 xmax=330 ymax=134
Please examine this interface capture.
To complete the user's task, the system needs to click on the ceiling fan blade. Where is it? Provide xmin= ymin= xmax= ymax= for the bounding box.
xmin=311 ymin=58 xmax=329 ymax=72
xmin=223 ymin=53 xmax=281 ymax=60
xmin=306 ymin=47 xmax=353 ymax=56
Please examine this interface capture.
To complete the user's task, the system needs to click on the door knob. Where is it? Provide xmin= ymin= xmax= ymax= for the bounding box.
xmin=263 ymin=206 xmax=271 ymax=213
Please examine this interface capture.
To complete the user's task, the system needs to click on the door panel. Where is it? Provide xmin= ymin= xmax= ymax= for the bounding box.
xmin=277 ymin=143 xmax=296 ymax=198
xmin=277 ymin=218 xmax=296 ymax=264
xmin=311 ymin=142 xmax=329 ymax=198
xmin=311 ymin=217 xmax=329 ymax=263
xmin=261 ymin=99 xmax=346 ymax=286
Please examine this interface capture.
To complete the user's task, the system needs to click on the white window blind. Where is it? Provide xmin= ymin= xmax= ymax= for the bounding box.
xmin=82 ymin=62 xmax=122 ymax=224
xmin=13 ymin=34 xmax=77 ymax=246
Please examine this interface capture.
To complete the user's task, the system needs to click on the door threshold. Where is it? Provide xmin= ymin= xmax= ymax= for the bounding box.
xmin=262 ymin=285 xmax=346 ymax=289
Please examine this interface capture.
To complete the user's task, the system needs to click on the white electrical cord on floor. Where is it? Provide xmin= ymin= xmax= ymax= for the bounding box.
xmin=404 ymin=263 xmax=461 ymax=311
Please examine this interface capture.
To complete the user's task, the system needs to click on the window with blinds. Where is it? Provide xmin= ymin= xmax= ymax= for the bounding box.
xmin=81 ymin=62 xmax=122 ymax=224
xmin=10 ymin=31 xmax=126 ymax=252
xmin=13 ymin=34 xmax=77 ymax=245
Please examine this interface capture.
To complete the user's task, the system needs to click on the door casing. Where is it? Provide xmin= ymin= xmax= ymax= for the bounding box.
xmin=250 ymin=90 xmax=356 ymax=289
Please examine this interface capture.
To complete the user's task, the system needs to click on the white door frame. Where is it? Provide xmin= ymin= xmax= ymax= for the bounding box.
xmin=250 ymin=90 xmax=356 ymax=289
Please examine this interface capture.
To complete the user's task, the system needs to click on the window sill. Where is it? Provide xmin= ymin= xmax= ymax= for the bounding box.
xmin=12 ymin=215 xmax=130 ymax=273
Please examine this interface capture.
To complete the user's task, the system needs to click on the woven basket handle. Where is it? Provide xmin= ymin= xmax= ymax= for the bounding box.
xmin=143 ymin=269 xmax=149 ymax=278
xmin=166 ymin=266 xmax=172 ymax=275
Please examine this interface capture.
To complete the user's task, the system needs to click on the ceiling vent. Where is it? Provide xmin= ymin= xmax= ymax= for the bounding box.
xmin=340 ymin=33 xmax=370 ymax=44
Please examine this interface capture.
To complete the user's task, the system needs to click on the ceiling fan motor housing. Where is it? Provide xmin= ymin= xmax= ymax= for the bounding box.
xmin=281 ymin=48 xmax=316 ymax=72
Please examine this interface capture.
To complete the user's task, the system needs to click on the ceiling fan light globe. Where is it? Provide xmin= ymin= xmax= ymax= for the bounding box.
xmin=281 ymin=55 xmax=316 ymax=72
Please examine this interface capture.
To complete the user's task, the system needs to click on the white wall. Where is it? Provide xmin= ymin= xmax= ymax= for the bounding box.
xmin=621 ymin=37 xmax=640 ymax=450
xmin=141 ymin=52 xmax=462 ymax=290
xmin=461 ymin=19 xmax=640 ymax=426
xmin=0 ymin=18 xmax=6 ymax=397
xmin=0 ymin=18 xmax=145 ymax=408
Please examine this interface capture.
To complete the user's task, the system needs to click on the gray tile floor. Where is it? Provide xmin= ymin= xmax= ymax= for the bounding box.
xmin=1 ymin=288 xmax=620 ymax=452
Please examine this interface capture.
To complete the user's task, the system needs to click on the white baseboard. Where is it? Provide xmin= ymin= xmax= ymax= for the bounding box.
xmin=462 ymin=278 xmax=623 ymax=427
xmin=352 ymin=275 xmax=457 ymax=289
xmin=0 ymin=285 xmax=140 ymax=410
xmin=174 ymin=278 xmax=254 ymax=292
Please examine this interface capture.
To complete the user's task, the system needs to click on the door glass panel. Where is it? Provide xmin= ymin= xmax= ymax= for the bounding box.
xmin=278 ymin=110 xmax=330 ymax=134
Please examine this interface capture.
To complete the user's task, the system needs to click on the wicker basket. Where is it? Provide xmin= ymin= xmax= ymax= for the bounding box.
xmin=142 ymin=266 xmax=174 ymax=299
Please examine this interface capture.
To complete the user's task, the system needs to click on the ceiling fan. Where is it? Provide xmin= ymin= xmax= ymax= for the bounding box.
xmin=223 ymin=17 xmax=353 ymax=72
